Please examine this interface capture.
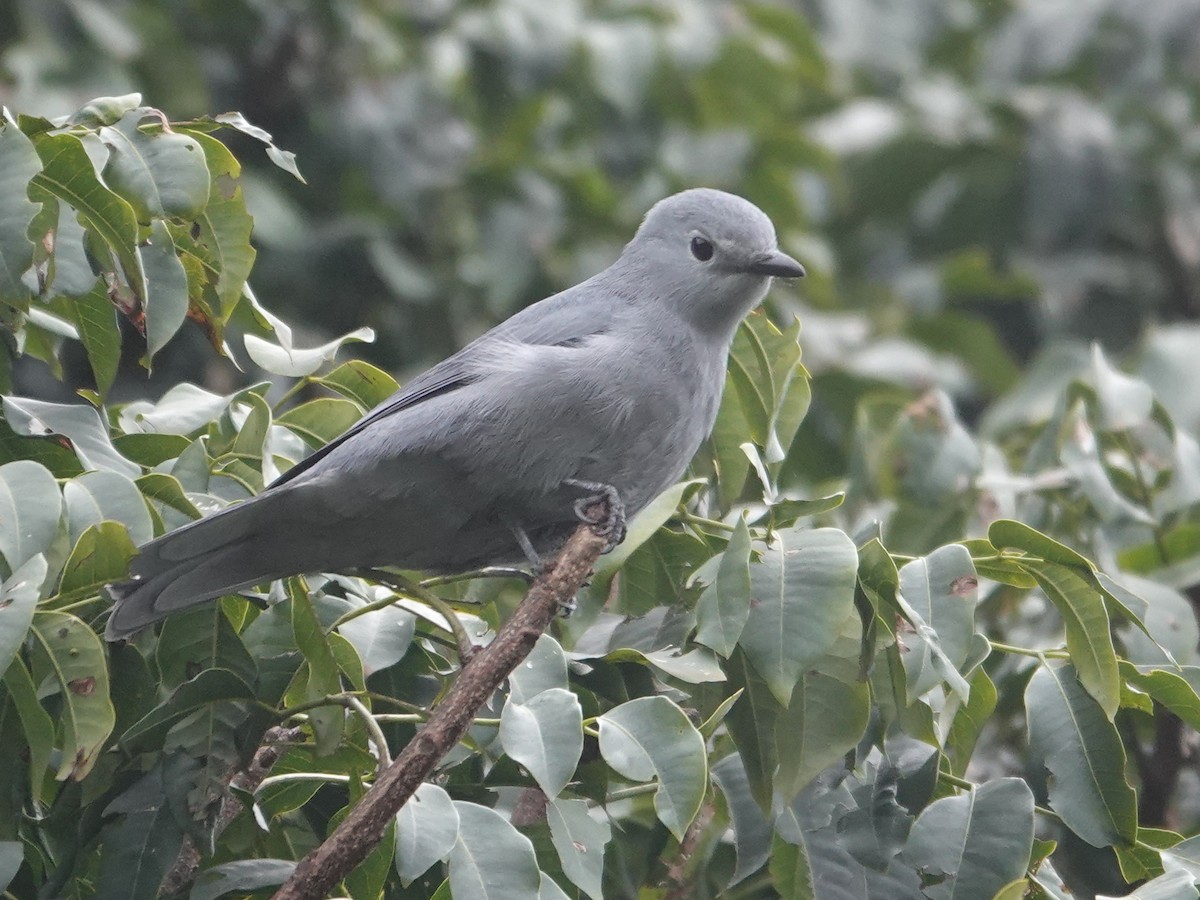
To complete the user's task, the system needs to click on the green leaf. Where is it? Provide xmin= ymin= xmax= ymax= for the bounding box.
xmin=1098 ymin=870 xmax=1197 ymax=900
xmin=63 ymin=469 xmax=152 ymax=546
xmin=190 ymin=860 xmax=298 ymax=900
xmin=29 ymin=610 xmax=115 ymax=779
xmin=694 ymin=515 xmax=752 ymax=657
xmin=724 ymin=648 xmax=782 ymax=811
xmin=739 ymin=526 xmax=858 ymax=705
xmin=0 ymin=459 xmax=62 ymax=572
xmin=1120 ymin=664 xmax=1200 ymax=731
xmin=61 ymin=280 xmax=121 ymax=396
xmin=316 ymin=359 xmax=399 ymax=411
xmin=96 ymin=755 xmax=193 ymax=900
xmin=1025 ymin=662 xmax=1137 ymax=847
xmin=507 ymin=634 xmax=568 ymax=703
xmin=99 ymin=112 xmax=210 ymax=221
xmin=774 ymin=669 xmax=870 ymax=801
xmin=141 ymin=218 xmax=190 ymax=358
xmin=394 ymin=782 xmax=459 ymax=885
xmin=0 ymin=555 xmax=45 ymax=677
xmin=597 ymin=696 xmax=706 ymax=841
xmin=208 ymin=112 xmax=305 ymax=182
xmin=712 ymin=754 xmax=772 ymax=887
xmin=449 ymin=801 xmax=542 ymax=899
xmin=0 ymin=114 xmax=42 ymax=306
xmin=944 ymin=668 xmax=997 ymax=776
xmin=135 ymin=472 xmax=200 ymax=520
xmin=154 ymin=603 xmax=257 ymax=689
xmin=337 ymin=605 xmax=415 ymax=677
xmin=902 ymin=778 xmax=1034 ymax=900
xmin=2 ymin=654 xmax=55 ymax=804
xmin=291 ymin=580 xmax=343 ymax=755
xmin=119 ymin=672 xmax=255 ymax=753
xmin=3 ymin=395 xmax=139 ymax=476
xmin=769 ymin=833 xmax=813 ymax=899
xmin=276 ymin=397 xmax=362 ymax=448
xmin=897 ymin=544 xmax=979 ymax=701
xmin=189 ymin=133 xmax=256 ymax=319
xmin=712 ymin=371 xmax=752 ymax=508
xmin=500 ymin=688 xmax=582 ymax=798
xmin=1021 ymin=559 xmax=1120 ymax=719
xmin=546 ymin=798 xmax=610 ymax=900
xmin=56 ymin=521 xmax=137 ymax=600
xmin=28 ymin=130 xmax=145 ymax=303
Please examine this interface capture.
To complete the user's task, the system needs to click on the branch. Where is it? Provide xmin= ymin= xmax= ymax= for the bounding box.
xmin=272 ymin=521 xmax=608 ymax=900
xmin=160 ymin=725 xmax=303 ymax=898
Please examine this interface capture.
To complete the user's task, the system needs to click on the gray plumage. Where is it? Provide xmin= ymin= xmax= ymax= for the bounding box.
xmin=105 ymin=189 xmax=804 ymax=640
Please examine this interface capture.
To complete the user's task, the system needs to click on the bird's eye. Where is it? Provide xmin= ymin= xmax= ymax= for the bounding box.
xmin=690 ymin=236 xmax=714 ymax=262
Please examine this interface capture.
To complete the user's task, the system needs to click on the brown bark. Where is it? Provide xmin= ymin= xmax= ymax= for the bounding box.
xmin=272 ymin=521 xmax=607 ymax=900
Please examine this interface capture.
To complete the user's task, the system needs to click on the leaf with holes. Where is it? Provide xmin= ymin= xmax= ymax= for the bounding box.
xmin=29 ymin=611 xmax=115 ymax=779
xmin=903 ymin=778 xmax=1034 ymax=900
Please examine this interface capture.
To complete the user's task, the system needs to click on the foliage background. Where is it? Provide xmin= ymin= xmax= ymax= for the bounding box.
xmin=3 ymin=1 xmax=1200 ymax=898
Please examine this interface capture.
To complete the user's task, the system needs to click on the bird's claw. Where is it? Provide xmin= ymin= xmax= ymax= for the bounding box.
xmin=564 ymin=479 xmax=626 ymax=554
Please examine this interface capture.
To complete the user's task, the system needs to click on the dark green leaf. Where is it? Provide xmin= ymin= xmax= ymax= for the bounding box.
xmin=190 ymin=860 xmax=298 ymax=900
xmin=694 ymin=515 xmax=752 ymax=656
xmin=1025 ymin=663 xmax=1136 ymax=847
xmin=29 ymin=130 xmax=145 ymax=303
xmin=291 ymin=579 xmax=343 ymax=754
xmin=61 ymin=280 xmax=120 ymax=396
xmin=141 ymin=219 xmax=190 ymax=358
xmin=739 ymin=526 xmax=858 ymax=705
xmin=100 ymin=113 xmax=210 ymax=221
xmin=0 ymin=115 xmax=41 ymax=307
xmin=2 ymin=655 xmax=54 ymax=804
xmin=1021 ymin=559 xmax=1120 ymax=719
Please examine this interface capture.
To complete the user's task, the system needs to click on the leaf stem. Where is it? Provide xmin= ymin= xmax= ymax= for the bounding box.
xmin=1116 ymin=431 xmax=1170 ymax=564
xmin=605 ymin=783 xmax=658 ymax=803
xmin=989 ymin=641 xmax=1068 ymax=660
xmin=679 ymin=511 xmax=738 ymax=534
xmin=345 ymin=695 xmax=391 ymax=772
xmin=271 ymin=376 xmax=312 ymax=413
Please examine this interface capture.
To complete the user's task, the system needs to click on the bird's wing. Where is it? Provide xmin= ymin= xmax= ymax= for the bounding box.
xmin=268 ymin=284 xmax=619 ymax=489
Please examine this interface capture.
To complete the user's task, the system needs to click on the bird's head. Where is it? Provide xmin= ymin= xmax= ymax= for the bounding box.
xmin=624 ymin=188 xmax=805 ymax=336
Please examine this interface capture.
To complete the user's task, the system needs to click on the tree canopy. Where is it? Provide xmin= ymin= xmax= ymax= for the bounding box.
xmin=2 ymin=2 xmax=1200 ymax=898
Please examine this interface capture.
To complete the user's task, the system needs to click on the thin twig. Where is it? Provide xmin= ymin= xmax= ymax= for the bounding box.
xmin=271 ymin=520 xmax=607 ymax=900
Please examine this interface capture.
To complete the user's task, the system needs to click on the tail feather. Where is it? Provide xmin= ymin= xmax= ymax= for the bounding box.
xmin=105 ymin=491 xmax=296 ymax=640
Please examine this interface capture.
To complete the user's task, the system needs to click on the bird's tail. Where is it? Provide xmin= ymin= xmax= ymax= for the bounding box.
xmin=105 ymin=489 xmax=303 ymax=640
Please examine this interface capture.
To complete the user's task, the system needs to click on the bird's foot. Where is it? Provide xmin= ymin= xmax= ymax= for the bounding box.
xmin=508 ymin=522 xmax=546 ymax=573
xmin=563 ymin=478 xmax=626 ymax=553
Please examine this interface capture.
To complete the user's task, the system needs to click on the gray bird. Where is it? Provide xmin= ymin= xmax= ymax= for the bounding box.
xmin=105 ymin=188 xmax=804 ymax=640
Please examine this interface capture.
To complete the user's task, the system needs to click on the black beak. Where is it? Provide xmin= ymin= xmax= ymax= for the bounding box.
xmin=747 ymin=249 xmax=806 ymax=279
